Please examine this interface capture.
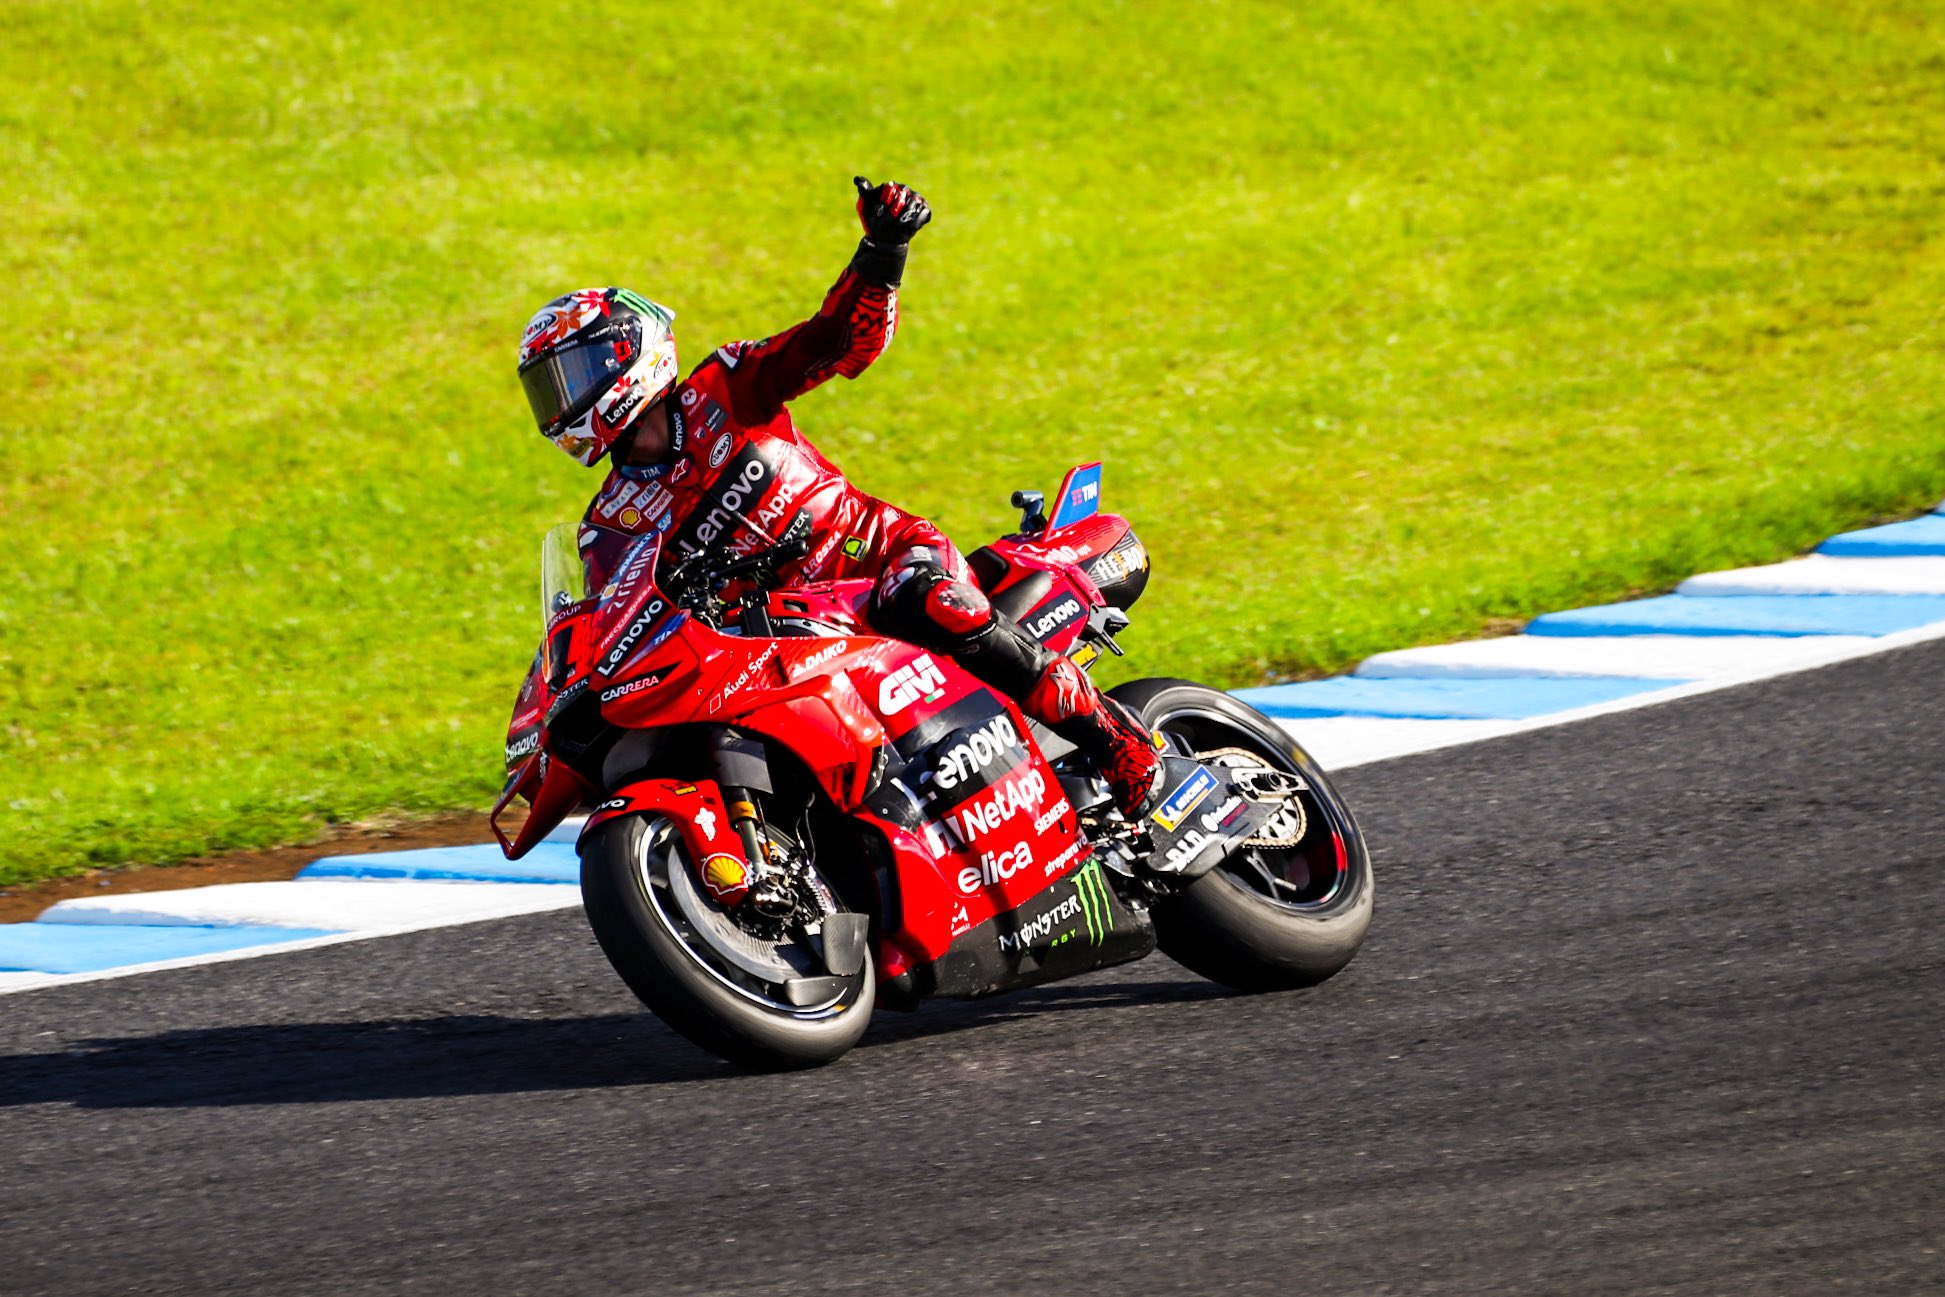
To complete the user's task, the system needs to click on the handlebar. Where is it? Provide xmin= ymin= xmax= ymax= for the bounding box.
xmin=664 ymin=508 xmax=814 ymax=623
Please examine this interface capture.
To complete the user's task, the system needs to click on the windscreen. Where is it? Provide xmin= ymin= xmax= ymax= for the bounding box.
xmin=539 ymin=522 xmax=589 ymax=629
xmin=539 ymin=522 xmax=651 ymax=619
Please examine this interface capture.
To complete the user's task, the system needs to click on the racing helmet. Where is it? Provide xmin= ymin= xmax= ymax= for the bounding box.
xmin=517 ymin=287 xmax=678 ymax=467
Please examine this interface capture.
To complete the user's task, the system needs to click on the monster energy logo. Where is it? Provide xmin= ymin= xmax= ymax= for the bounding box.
xmin=998 ymin=859 xmax=1117 ymax=955
xmin=1073 ymin=858 xmax=1113 ymax=946
xmin=612 ymin=288 xmax=674 ymax=328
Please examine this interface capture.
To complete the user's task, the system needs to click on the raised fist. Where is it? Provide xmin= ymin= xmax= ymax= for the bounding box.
xmin=853 ymin=177 xmax=932 ymax=245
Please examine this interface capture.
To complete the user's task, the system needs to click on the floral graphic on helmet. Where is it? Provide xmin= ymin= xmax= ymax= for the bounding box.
xmin=551 ymin=427 xmax=600 ymax=463
xmin=520 ymin=289 xmax=616 ymax=363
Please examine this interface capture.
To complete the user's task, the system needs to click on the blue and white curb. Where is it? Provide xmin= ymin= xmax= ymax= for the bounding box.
xmin=1247 ymin=506 xmax=1945 ymax=769
xmin=6 ymin=503 xmax=1944 ymax=994
xmin=0 ymin=832 xmax=587 ymax=994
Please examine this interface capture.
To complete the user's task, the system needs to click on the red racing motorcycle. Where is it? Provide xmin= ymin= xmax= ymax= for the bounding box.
xmin=495 ymin=464 xmax=1372 ymax=1068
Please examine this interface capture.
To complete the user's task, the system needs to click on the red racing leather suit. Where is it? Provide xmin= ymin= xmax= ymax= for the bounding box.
xmin=578 ymin=264 xmax=963 ymax=598
xmin=578 ymin=253 xmax=1163 ymax=817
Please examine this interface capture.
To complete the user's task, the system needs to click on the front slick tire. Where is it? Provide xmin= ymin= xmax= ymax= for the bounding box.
xmin=580 ymin=813 xmax=874 ymax=1071
xmin=1111 ymin=678 xmax=1374 ymax=993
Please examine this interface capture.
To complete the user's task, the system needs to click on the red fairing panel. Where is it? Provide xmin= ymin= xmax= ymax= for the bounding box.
xmin=1005 ymin=512 xmax=1132 ymax=571
xmin=845 ymin=643 xmax=1090 ymax=962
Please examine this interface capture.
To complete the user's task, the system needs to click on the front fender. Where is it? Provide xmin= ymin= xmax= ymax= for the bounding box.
xmin=582 ymin=777 xmax=751 ymax=905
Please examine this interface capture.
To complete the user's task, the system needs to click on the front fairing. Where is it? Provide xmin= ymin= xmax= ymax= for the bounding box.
xmin=495 ymin=522 xmax=867 ymax=854
xmin=497 ymin=523 xmax=666 ymax=856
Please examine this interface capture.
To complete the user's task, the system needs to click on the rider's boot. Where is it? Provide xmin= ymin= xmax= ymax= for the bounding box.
xmin=955 ymin=615 xmax=1164 ymax=820
xmin=1023 ymin=658 xmax=1166 ymax=821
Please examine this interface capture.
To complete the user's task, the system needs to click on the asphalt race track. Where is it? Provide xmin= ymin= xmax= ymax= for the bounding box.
xmin=3 ymin=643 xmax=1940 ymax=1296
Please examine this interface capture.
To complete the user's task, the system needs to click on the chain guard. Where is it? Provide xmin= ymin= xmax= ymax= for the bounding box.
xmin=1197 ymin=746 xmax=1309 ymax=848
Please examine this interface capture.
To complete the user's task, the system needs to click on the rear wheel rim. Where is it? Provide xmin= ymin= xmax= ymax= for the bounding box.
xmin=1149 ymin=702 xmax=1356 ymax=913
xmin=634 ymin=820 xmax=861 ymax=1019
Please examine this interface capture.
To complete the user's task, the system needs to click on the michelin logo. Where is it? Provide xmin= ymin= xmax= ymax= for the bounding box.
xmin=1152 ymin=766 xmax=1219 ymax=832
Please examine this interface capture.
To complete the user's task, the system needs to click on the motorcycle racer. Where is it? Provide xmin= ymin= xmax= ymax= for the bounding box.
xmin=514 ymin=177 xmax=1163 ymax=820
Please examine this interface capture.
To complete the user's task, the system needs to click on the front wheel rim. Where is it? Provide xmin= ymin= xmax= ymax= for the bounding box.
xmin=633 ymin=819 xmax=862 ymax=1020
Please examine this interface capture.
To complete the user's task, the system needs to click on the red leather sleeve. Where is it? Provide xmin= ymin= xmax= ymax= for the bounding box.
xmin=713 ymin=269 xmax=898 ymax=425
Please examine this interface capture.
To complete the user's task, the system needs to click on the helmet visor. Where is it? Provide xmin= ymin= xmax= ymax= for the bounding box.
xmin=520 ymin=336 xmax=631 ymax=433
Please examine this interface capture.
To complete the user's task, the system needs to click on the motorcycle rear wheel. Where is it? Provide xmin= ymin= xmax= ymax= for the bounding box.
xmin=580 ymin=813 xmax=875 ymax=1070
xmin=1110 ymin=678 xmax=1374 ymax=992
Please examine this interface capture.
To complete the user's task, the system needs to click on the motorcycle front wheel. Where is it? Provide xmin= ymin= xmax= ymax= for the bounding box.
xmin=1110 ymin=678 xmax=1374 ymax=992
xmin=580 ymin=813 xmax=875 ymax=1070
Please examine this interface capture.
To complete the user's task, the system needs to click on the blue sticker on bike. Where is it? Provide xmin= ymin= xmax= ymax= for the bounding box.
xmin=1152 ymin=766 xmax=1219 ymax=832
xmin=1048 ymin=462 xmax=1103 ymax=529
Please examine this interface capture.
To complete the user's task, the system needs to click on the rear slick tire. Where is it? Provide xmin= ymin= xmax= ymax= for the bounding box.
xmin=1109 ymin=678 xmax=1374 ymax=993
xmin=580 ymin=813 xmax=874 ymax=1070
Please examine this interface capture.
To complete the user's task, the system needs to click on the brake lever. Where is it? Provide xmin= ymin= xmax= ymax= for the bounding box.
xmin=717 ymin=550 xmax=774 ymax=581
xmin=719 ymin=531 xmax=810 ymax=582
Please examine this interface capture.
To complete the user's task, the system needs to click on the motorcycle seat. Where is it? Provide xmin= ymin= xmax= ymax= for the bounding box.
xmin=968 ymin=546 xmax=1054 ymax=622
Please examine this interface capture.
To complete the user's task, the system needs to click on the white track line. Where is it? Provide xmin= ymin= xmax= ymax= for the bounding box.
xmin=38 ymin=879 xmax=581 ymax=931
xmin=1679 ymin=555 xmax=1945 ymax=596
xmin=0 ymin=887 xmax=584 ymax=995
xmin=1293 ymin=617 xmax=1945 ymax=768
xmin=1355 ymin=634 xmax=1875 ymax=681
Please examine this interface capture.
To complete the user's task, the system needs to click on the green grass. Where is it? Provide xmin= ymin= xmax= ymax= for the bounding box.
xmin=3 ymin=0 xmax=1943 ymax=884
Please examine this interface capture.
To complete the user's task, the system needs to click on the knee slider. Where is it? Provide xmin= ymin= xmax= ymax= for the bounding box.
xmin=921 ymin=579 xmax=993 ymax=638
xmin=873 ymin=559 xmax=975 ymax=645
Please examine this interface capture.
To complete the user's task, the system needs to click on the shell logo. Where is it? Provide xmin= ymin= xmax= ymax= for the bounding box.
xmin=702 ymin=853 xmax=748 ymax=903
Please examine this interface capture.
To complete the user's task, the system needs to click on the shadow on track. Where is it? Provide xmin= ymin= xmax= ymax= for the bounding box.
xmin=0 ymin=978 xmax=1227 ymax=1109
xmin=860 ymin=975 xmax=1234 ymax=1051
xmin=0 ymin=1013 xmax=727 ymax=1109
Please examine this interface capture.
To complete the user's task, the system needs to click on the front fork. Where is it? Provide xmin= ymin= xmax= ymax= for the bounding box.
xmin=721 ymin=785 xmax=797 ymax=915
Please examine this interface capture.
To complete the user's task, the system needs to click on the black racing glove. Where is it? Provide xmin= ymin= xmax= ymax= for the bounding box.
xmin=854 ymin=177 xmax=931 ymax=243
xmin=850 ymin=176 xmax=931 ymax=286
